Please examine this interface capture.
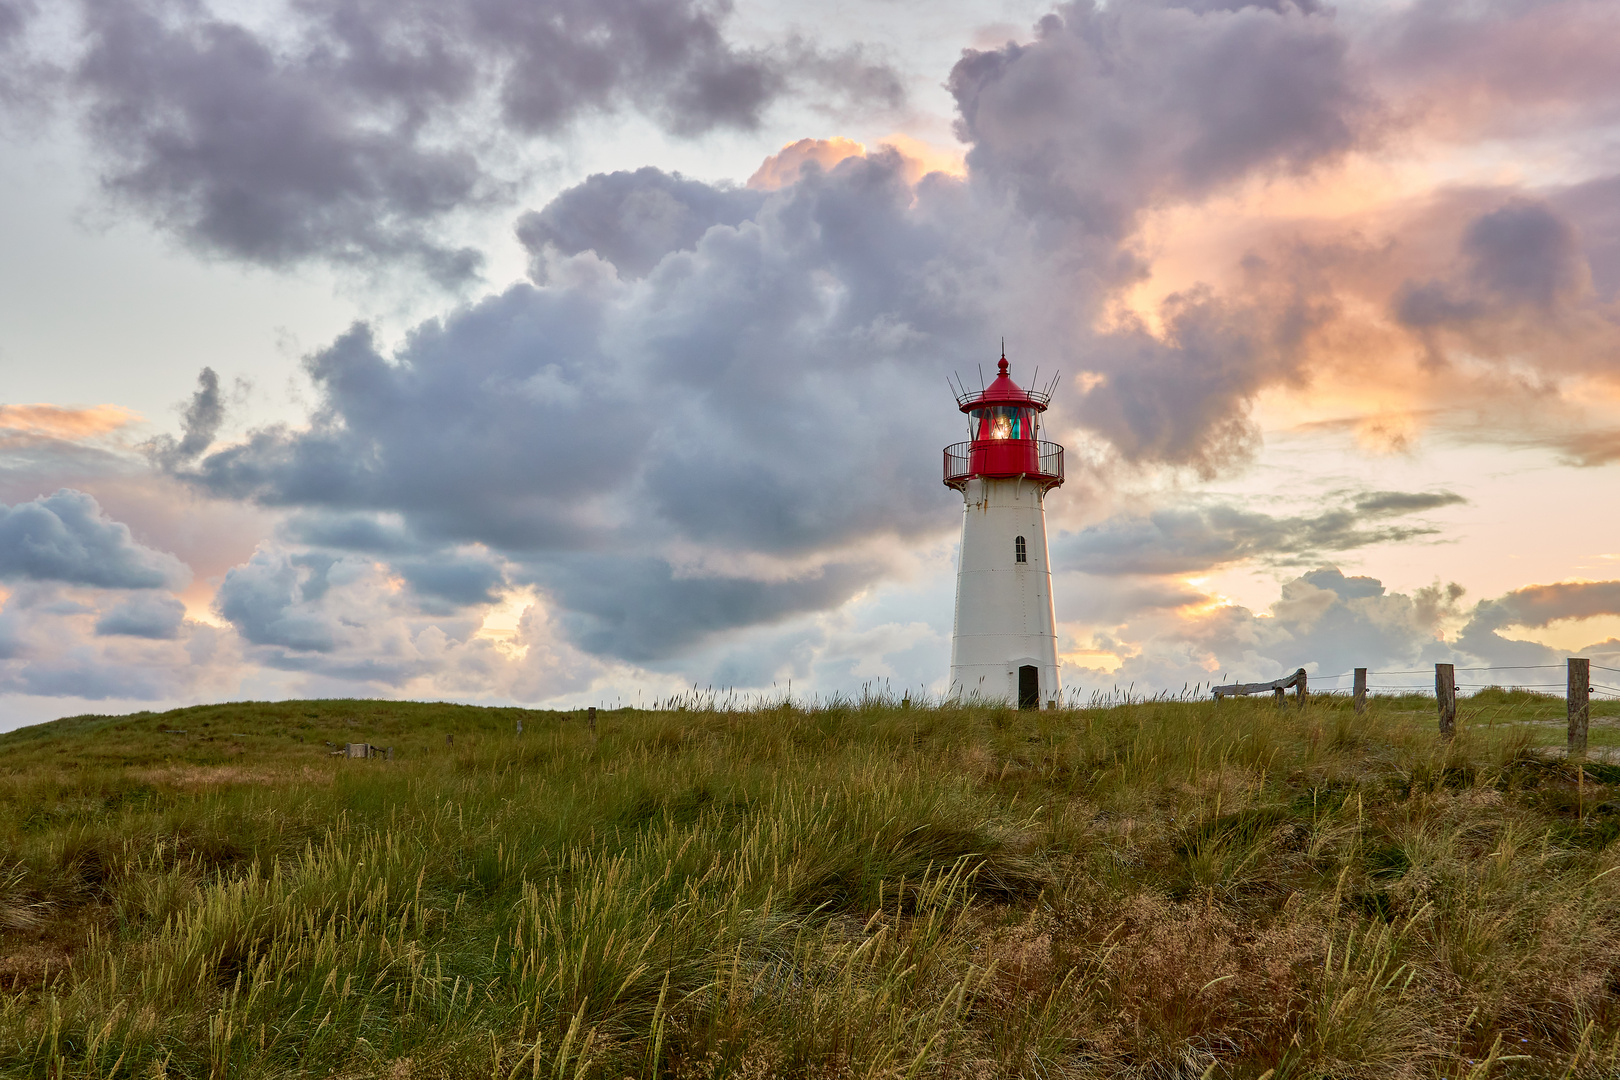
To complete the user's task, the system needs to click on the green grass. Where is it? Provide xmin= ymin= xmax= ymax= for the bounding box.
xmin=4 ymin=692 xmax=1620 ymax=1078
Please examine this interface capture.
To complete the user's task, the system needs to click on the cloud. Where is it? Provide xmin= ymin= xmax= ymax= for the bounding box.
xmin=936 ymin=0 xmax=1387 ymax=476
xmin=209 ymin=151 xmax=1133 ymax=661
xmin=1061 ymin=564 xmax=1471 ymax=692
xmin=1552 ymin=173 xmax=1620 ymax=302
xmin=72 ymin=0 xmax=488 ymax=281
xmin=94 ymin=591 xmax=185 ymax=639
xmin=1368 ymin=0 xmax=1620 ymax=141
xmin=166 ymin=153 xmax=992 ymax=663
xmin=1396 ymin=199 xmax=1591 ymax=329
xmin=115 ymin=0 xmax=1620 ymax=701
xmin=0 ymin=489 xmax=190 ymax=589
xmin=144 ymin=0 xmax=1437 ymax=667
xmin=0 ymin=0 xmax=45 ymax=107
xmin=0 ymin=580 xmax=232 ymax=701
xmin=1058 ymin=489 xmax=1465 ymax=576
xmin=536 ymin=555 xmax=876 ymax=663
xmin=948 ymin=0 xmax=1373 ymax=242
xmin=207 ymin=543 xmax=603 ymax=700
xmin=48 ymin=0 xmax=905 ymax=278
xmin=215 ymin=548 xmax=345 ymax=652
xmin=395 ymin=553 xmax=507 ymax=608
xmin=516 ymin=167 xmax=764 ymax=281
xmin=143 ymin=366 xmax=224 ymax=470
xmin=0 ymin=404 xmax=137 ymax=441
xmin=1455 ymin=580 xmax=1620 ymax=666
xmin=747 ymin=137 xmax=869 ymax=190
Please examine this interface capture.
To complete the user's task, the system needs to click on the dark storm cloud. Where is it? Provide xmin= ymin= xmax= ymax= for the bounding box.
xmin=0 ymin=0 xmax=28 ymax=42
xmin=1058 ymin=489 xmax=1465 ymax=576
xmin=1386 ymin=193 xmax=1620 ymax=405
xmin=0 ymin=489 xmax=189 ymax=589
xmin=1462 ymin=200 xmax=1588 ymax=309
xmin=154 ymin=1 xmax=1423 ymax=668
xmin=1552 ymin=173 xmax=1620 ymax=301
xmin=158 ymin=0 xmax=1408 ymax=665
xmin=0 ymin=0 xmax=42 ymax=105
xmin=59 ymin=0 xmax=903 ymax=276
xmin=143 ymin=367 xmax=224 ymax=470
xmin=1442 ymin=580 xmax=1620 ymax=668
xmin=540 ymin=556 xmax=873 ymax=663
xmin=1397 ymin=199 xmax=1589 ymax=328
xmin=943 ymin=0 xmax=1377 ymax=474
xmin=75 ymin=0 xmax=487 ymax=281
xmin=172 ymin=153 xmax=988 ymax=660
xmin=1066 ymin=287 xmax=1331 ymax=473
xmin=94 ymin=592 xmax=185 ymax=638
xmin=5 ymin=656 xmax=175 ymax=699
xmin=1464 ymin=580 xmax=1620 ymax=635
xmin=516 ymin=168 xmax=765 ymax=280
xmin=1368 ymin=0 xmax=1620 ymax=139
xmin=215 ymin=549 xmax=339 ymax=651
xmin=280 ymin=511 xmax=422 ymax=554
xmin=396 ymin=555 xmax=506 ymax=607
xmin=948 ymin=0 xmax=1371 ymax=240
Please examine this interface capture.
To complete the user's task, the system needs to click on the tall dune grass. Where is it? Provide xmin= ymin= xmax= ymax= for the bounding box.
xmin=3 ymin=692 xmax=1620 ymax=1076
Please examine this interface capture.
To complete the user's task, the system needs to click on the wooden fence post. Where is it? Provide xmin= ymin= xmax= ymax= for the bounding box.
xmin=1296 ymin=671 xmax=1308 ymax=709
xmin=1435 ymin=663 xmax=1456 ymax=738
xmin=1353 ymin=669 xmax=1368 ymax=715
xmin=588 ymin=706 xmax=597 ymax=735
xmin=1569 ymin=657 xmax=1591 ymax=756
xmin=1273 ymin=686 xmax=1285 ymax=709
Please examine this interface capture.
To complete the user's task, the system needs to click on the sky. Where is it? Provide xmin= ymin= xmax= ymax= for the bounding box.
xmin=3 ymin=0 xmax=1620 ymax=729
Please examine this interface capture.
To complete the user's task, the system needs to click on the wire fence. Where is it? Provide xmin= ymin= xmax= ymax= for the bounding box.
xmin=1258 ymin=662 xmax=1620 ymax=701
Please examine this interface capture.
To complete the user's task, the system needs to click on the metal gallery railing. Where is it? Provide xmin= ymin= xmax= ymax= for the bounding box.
xmin=943 ymin=440 xmax=1064 ymax=487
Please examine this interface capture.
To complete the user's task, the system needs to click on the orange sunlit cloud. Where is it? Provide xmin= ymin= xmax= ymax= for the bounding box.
xmin=748 ymin=135 xmax=967 ymax=192
xmin=0 ymin=404 xmax=141 ymax=441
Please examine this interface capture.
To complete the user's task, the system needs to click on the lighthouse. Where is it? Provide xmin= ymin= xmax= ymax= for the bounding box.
xmin=943 ymin=351 xmax=1064 ymax=708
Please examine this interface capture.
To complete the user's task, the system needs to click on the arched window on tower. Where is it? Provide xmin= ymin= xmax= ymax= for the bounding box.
xmin=1015 ymin=535 xmax=1027 ymax=563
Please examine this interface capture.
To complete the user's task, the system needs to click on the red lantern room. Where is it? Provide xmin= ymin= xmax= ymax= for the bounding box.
xmin=943 ymin=352 xmax=1064 ymax=491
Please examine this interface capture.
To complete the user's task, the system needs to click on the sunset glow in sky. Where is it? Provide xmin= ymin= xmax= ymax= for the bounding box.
xmin=3 ymin=0 xmax=1620 ymax=727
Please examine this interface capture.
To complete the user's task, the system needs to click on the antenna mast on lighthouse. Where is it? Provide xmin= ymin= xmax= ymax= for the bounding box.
xmin=942 ymin=346 xmax=1064 ymax=708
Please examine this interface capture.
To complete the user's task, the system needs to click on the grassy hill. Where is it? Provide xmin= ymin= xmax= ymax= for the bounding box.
xmin=4 ymin=692 xmax=1620 ymax=1078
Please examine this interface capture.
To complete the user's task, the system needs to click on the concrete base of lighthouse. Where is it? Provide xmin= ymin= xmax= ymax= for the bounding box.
xmin=948 ymin=476 xmax=1061 ymax=707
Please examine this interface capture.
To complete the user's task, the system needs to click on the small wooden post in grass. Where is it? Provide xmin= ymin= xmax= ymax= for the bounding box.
xmin=1296 ymin=670 xmax=1308 ymax=709
xmin=588 ymin=706 xmax=597 ymax=735
xmin=1353 ymin=668 xmax=1368 ymax=715
xmin=1273 ymin=686 xmax=1286 ymax=709
xmin=1435 ymin=663 xmax=1457 ymax=738
xmin=1568 ymin=657 xmax=1591 ymax=756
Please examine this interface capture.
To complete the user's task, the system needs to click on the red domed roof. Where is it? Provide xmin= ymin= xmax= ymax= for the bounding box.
xmin=956 ymin=354 xmax=1051 ymax=414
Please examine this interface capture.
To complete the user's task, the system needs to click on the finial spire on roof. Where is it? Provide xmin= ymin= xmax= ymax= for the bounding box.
xmin=998 ymin=338 xmax=1008 ymax=375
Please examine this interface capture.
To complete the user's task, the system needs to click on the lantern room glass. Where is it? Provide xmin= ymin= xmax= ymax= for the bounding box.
xmin=971 ymin=406 xmax=1035 ymax=442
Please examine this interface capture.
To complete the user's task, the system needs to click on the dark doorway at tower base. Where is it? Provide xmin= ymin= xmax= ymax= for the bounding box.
xmin=1018 ymin=666 xmax=1039 ymax=710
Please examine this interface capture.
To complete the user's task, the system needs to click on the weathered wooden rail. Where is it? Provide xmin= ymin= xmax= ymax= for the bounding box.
xmin=1212 ymin=667 xmax=1307 ymax=707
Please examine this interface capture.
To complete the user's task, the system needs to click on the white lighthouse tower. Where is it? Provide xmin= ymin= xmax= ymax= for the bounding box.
xmin=943 ymin=351 xmax=1064 ymax=708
